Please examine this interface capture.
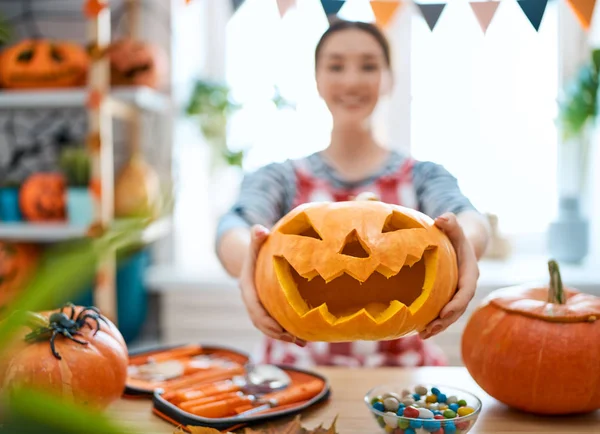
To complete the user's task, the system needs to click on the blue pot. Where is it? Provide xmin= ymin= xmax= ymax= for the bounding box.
xmin=0 ymin=187 xmax=22 ymax=222
xmin=67 ymin=187 xmax=94 ymax=227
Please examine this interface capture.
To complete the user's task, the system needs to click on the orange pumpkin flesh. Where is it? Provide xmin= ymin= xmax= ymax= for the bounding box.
xmin=462 ymin=260 xmax=600 ymax=415
xmin=255 ymin=201 xmax=458 ymax=342
xmin=0 ymin=305 xmax=128 ymax=410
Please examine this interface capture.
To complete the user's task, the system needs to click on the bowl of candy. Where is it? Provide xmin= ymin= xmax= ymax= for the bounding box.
xmin=365 ymin=384 xmax=482 ymax=434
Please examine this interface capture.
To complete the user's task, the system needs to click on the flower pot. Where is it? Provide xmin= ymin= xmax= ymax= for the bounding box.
xmin=547 ymin=196 xmax=589 ymax=264
xmin=0 ymin=187 xmax=22 ymax=221
xmin=66 ymin=187 xmax=94 ymax=227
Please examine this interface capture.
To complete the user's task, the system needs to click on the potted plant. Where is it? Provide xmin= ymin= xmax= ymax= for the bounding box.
xmin=59 ymin=147 xmax=94 ymax=227
xmin=551 ymin=49 xmax=600 ymax=263
xmin=0 ymin=179 xmax=22 ymax=222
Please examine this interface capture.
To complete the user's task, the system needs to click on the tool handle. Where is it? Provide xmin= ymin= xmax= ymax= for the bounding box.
xmin=266 ymin=379 xmax=324 ymax=406
xmin=189 ymin=396 xmax=253 ymax=419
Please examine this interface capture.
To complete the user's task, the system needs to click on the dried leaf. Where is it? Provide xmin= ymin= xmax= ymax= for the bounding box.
xmin=244 ymin=415 xmax=339 ymax=434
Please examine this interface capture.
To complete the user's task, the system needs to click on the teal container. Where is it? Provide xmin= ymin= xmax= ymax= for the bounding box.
xmin=0 ymin=187 xmax=22 ymax=221
xmin=66 ymin=187 xmax=94 ymax=227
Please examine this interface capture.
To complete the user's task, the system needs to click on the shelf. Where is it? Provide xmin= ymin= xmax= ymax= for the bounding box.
xmin=0 ymin=217 xmax=172 ymax=243
xmin=0 ymin=86 xmax=171 ymax=113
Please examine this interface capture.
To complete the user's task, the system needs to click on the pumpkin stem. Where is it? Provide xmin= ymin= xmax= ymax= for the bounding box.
xmin=548 ymin=259 xmax=566 ymax=304
xmin=21 ymin=311 xmax=49 ymax=330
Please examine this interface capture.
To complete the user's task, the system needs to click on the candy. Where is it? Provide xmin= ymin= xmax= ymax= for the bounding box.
xmin=401 ymin=389 xmax=412 ymax=397
xmin=402 ymin=397 xmax=415 ymax=406
xmin=425 ymin=394 xmax=438 ymax=403
xmin=403 ymin=406 xmax=420 ymax=418
xmin=437 ymin=393 xmax=447 ymax=403
xmin=458 ymin=399 xmax=467 ymax=407
xmin=418 ymin=408 xmax=434 ymax=419
xmin=457 ymin=407 xmax=475 ymax=416
xmin=373 ymin=401 xmax=385 ymax=412
xmin=449 ymin=403 xmax=459 ymax=412
xmin=423 ymin=420 xmax=441 ymax=432
xmin=443 ymin=409 xmax=457 ymax=418
xmin=384 ymin=411 xmax=399 ymax=428
xmin=446 ymin=395 xmax=458 ymax=404
xmin=412 ymin=393 xmax=421 ymax=400
xmin=409 ymin=419 xmax=422 ymax=429
xmin=399 ymin=419 xmax=410 ymax=429
xmin=431 ymin=387 xmax=441 ymax=396
xmin=384 ymin=397 xmax=400 ymax=412
xmin=415 ymin=385 xmax=428 ymax=396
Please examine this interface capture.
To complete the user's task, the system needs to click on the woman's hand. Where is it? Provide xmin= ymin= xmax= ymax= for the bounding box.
xmin=239 ymin=225 xmax=307 ymax=347
xmin=419 ymin=212 xmax=480 ymax=340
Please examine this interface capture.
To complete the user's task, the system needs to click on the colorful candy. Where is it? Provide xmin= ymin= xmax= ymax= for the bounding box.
xmin=370 ymin=385 xmax=477 ymax=433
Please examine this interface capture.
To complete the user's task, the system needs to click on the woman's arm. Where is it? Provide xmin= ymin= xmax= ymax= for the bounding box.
xmin=457 ymin=209 xmax=490 ymax=260
xmin=218 ymin=227 xmax=251 ymax=278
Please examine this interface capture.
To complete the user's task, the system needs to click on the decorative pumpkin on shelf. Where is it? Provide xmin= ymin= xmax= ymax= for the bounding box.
xmin=462 ymin=260 xmax=600 ymax=415
xmin=0 ymin=303 xmax=128 ymax=410
xmin=107 ymin=38 xmax=167 ymax=89
xmin=114 ymin=153 xmax=162 ymax=219
xmin=19 ymin=173 xmax=66 ymax=222
xmin=0 ymin=242 xmax=39 ymax=309
xmin=0 ymin=39 xmax=88 ymax=89
xmin=255 ymin=200 xmax=458 ymax=342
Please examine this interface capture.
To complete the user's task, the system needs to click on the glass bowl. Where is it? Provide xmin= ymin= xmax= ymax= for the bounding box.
xmin=364 ymin=383 xmax=482 ymax=434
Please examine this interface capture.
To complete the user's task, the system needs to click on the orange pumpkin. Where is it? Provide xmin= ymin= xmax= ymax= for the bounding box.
xmin=0 ymin=304 xmax=128 ymax=410
xmin=19 ymin=173 xmax=66 ymax=222
xmin=108 ymin=38 xmax=167 ymax=89
xmin=0 ymin=40 xmax=88 ymax=89
xmin=0 ymin=242 xmax=39 ymax=309
xmin=255 ymin=200 xmax=458 ymax=342
xmin=462 ymin=260 xmax=600 ymax=415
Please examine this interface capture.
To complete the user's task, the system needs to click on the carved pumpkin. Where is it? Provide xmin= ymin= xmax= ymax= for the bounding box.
xmin=19 ymin=173 xmax=66 ymax=222
xmin=114 ymin=153 xmax=162 ymax=219
xmin=0 ymin=242 xmax=39 ymax=309
xmin=108 ymin=38 xmax=167 ymax=89
xmin=462 ymin=260 xmax=600 ymax=415
xmin=0 ymin=40 xmax=88 ymax=89
xmin=255 ymin=201 xmax=458 ymax=342
xmin=0 ymin=304 xmax=128 ymax=410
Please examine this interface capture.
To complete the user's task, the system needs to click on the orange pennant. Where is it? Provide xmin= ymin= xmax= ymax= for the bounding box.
xmin=276 ymin=0 xmax=296 ymax=17
xmin=566 ymin=0 xmax=596 ymax=29
xmin=469 ymin=1 xmax=500 ymax=34
xmin=84 ymin=0 xmax=107 ymax=18
xmin=370 ymin=1 xmax=403 ymax=28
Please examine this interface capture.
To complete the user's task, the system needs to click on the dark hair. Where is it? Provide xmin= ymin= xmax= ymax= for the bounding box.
xmin=314 ymin=19 xmax=392 ymax=68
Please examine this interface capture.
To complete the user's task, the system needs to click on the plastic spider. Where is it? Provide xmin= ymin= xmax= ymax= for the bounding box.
xmin=24 ymin=302 xmax=109 ymax=360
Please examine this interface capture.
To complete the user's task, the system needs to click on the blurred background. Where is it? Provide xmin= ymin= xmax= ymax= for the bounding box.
xmin=0 ymin=0 xmax=599 ymax=366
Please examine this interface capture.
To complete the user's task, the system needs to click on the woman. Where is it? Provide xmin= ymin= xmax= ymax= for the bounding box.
xmin=216 ymin=20 xmax=490 ymax=367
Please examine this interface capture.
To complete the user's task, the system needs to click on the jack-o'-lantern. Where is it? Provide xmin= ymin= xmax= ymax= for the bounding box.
xmin=108 ymin=38 xmax=167 ymax=89
xmin=0 ymin=242 xmax=39 ymax=309
xmin=255 ymin=201 xmax=458 ymax=342
xmin=0 ymin=40 xmax=88 ymax=89
xmin=19 ymin=173 xmax=66 ymax=222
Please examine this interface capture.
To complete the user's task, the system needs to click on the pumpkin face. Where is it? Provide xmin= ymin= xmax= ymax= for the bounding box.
xmin=19 ymin=173 xmax=66 ymax=222
xmin=0 ymin=242 xmax=39 ymax=309
xmin=255 ymin=201 xmax=458 ymax=342
xmin=0 ymin=40 xmax=88 ymax=89
xmin=0 ymin=305 xmax=128 ymax=410
xmin=108 ymin=38 xmax=167 ymax=89
xmin=461 ymin=262 xmax=600 ymax=415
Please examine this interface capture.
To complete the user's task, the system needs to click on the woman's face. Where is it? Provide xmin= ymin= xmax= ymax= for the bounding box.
xmin=316 ymin=28 xmax=391 ymax=127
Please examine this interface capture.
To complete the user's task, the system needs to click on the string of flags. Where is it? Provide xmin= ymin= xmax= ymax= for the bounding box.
xmin=187 ymin=0 xmax=597 ymax=33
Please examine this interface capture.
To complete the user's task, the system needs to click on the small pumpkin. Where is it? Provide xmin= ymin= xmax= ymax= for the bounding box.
xmin=114 ymin=153 xmax=162 ymax=219
xmin=107 ymin=38 xmax=167 ymax=89
xmin=461 ymin=260 xmax=600 ymax=415
xmin=255 ymin=200 xmax=458 ymax=342
xmin=19 ymin=173 xmax=66 ymax=222
xmin=0 ymin=304 xmax=128 ymax=410
xmin=0 ymin=39 xmax=88 ymax=89
xmin=0 ymin=242 xmax=39 ymax=309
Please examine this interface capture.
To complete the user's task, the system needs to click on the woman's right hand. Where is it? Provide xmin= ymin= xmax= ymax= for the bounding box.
xmin=239 ymin=224 xmax=307 ymax=347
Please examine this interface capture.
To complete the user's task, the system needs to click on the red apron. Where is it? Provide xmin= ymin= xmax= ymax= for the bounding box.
xmin=255 ymin=157 xmax=447 ymax=368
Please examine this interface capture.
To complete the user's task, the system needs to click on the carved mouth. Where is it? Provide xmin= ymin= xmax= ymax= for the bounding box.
xmin=273 ymin=248 xmax=435 ymax=324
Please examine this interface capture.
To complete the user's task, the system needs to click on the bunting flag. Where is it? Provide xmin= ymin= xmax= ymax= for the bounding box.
xmin=416 ymin=3 xmax=447 ymax=31
xmin=566 ymin=0 xmax=597 ymax=29
xmin=370 ymin=1 xmax=403 ymax=28
xmin=276 ymin=0 xmax=297 ymax=17
xmin=517 ymin=0 xmax=548 ymax=31
xmin=469 ymin=1 xmax=500 ymax=34
xmin=320 ymin=0 xmax=346 ymax=17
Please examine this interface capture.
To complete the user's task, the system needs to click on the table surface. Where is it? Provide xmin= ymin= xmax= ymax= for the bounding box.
xmin=110 ymin=367 xmax=600 ymax=433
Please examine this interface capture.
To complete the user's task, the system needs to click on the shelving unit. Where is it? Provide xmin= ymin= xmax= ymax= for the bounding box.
xmin=0 ymin=0 xmax=173 ymax=325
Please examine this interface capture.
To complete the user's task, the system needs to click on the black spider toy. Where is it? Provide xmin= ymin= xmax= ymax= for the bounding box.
xmin=24 ymin=302 xmax=109 ymax=360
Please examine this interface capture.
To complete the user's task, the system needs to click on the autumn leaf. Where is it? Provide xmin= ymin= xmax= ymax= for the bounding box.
xmin=244 ymin=415 xmax=339 ymax=434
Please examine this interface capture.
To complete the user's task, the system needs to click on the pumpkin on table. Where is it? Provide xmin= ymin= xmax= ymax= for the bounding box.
xmin=107 ymin=38 xmax=167 ymax=89
xmin=0 ymin=303 xmax=128 ymax=410
xmin=0 ymin=242 xmax=39 ymax=309
xmin=255 ymin=200 xmax=458 ymax=342
xmin=0 ymin=39 xmax=88 ymax=89
xmin=462 ymin=260 xmax=600 ymax=415
xmin=19 ymin=173 xmax=66 ymax=222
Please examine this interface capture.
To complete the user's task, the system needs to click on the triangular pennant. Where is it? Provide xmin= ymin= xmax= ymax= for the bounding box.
xmin=370 ymin=1 xmax=403 ymax=28
xmin=469 ymin=1 xmax=500 ymax=33
xmin=276 ymin=0 xmax=296 ymax=17
xmin=415 ymin=3 xmax=447 ymax=31
xmin=320 ymin=0 xmax=346 ymax=16
xmin=516 ymin=0 xmax=548 ymax=31
xmin=231 ymin=0 xmax=245 ymax=12
xmin=566 ymin=0 xmax=597 ymax=29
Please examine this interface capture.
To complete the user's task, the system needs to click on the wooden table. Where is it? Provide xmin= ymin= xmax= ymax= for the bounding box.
xmin=110 ymin=367 xmax=600 ymax=433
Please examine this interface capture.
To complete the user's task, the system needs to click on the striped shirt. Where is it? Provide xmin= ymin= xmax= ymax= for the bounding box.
xmin=216 ymin=150 xmax=478 ymax=245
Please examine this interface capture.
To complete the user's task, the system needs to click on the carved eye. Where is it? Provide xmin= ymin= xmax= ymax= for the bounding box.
xmin=50 ymin=46 xmax=64 ymax=62
xmin=382 ymin=211 xmax=423 ymax=232
xmin=17 ymin=48 xmax=35 ymax=63
xmin=279 ymin=213 xmax=322 ymax=240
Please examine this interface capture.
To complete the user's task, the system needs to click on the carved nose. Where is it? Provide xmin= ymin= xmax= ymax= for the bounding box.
xmin=340 ymin=229 xmax=370 ymax=258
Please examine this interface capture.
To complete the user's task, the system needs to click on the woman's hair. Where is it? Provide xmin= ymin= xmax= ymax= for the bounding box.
xmin=314 ymin=19 xmax=392 ymax=68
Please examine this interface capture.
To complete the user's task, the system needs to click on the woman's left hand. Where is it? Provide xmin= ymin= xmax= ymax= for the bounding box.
xmin=419 ymin=212 xmax=480 ymax=340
